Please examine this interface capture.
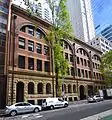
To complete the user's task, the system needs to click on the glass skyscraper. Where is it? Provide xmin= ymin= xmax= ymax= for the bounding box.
xmin=0 ymin=0 xmax=9 ymax=109
xmin=101 ymin=25 xmax=112 ymax=42
xmin=0 ymin=0 xmax=9 ymax=73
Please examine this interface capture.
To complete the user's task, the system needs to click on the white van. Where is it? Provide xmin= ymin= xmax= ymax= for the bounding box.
xmin=42 ymin=98 xmax=68 ymax=110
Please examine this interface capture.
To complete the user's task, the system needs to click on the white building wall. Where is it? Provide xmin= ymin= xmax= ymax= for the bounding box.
xmin=67 ymin=0 xmax=84 ymax=41
xmin=85 ymin=0 xmax=95 ymax=41
xmin=88 ymin=36 xmax=112 ymax=54
xmin=67 ymin=0 xmax=95 ymax=42
xmin=12 ymin=0 xmax=52 ymax=22
xmin=80 ymin=0 xmax=89 ymax=42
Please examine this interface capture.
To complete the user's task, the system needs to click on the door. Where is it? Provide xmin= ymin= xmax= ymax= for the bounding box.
xmin=42 ymin=99 xmax=47 ymax=108
xmin=15 ymin=103 xmax=26 ymax=113
xmin=0 ymin=75 xmax=6 ymax=109
xmin=23 ymin=103 xmax=34 ymax=112
xmin=16 ymin=82 xmax=24 ymax=102
xmin=55 ymin=99 xmax=63 ymax=107
xmin=80 ymin=85 xmax=85 ymax=100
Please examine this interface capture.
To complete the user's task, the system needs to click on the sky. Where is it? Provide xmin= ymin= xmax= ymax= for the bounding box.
xmin=91 ymin=0 xmax=112 ymax=34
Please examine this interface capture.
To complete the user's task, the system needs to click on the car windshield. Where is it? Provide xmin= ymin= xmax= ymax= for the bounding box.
xmin=58 ymin=98 xmax=64 ymax=102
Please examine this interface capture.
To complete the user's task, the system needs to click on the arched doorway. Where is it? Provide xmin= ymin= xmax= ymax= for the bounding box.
xmin=73 ymin=85 xmax=76 ymax=93
xmin=94 ymin=86 xmax=98 ymax=94
xmin=79 ymin=85 xmax=85 ymax=100
xmin=88 ymin=85 xmax=94 ymax=96
xmin=16 ymin=82 xmax=24 ymax=102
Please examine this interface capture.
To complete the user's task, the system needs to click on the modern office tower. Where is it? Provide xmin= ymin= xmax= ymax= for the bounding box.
xmin=67 ymin=0 xmax=95 ymax=42
xmin=88 ymin=36 xmax=112 ymax=54
xmin=0 ymin=0 xmax=9 ymax=109
xmin=101 ymin=25 xmax=112 ymax=42
xmin=0 ymin=0 xmax=9 ymax=73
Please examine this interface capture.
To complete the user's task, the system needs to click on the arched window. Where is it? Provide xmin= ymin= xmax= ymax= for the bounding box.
xmin=37 ymin=83 xmax=43 ymax=94
xmin=27 ymin=25 xmax=34 ymax=36
xmin=20 ymin=26 xmax=25 ymax=32
xmin=76 ymin=48 xmax=89 ymax=57
xmin=63 ymin=41 xmax=73 ymax=63
xmin=28 ymin=82 xmax=34 ymax=94
xmin=68 ymin=84 xmax=72 ymax=93
xmin=46 ymin=83 xmax=51 ymax=94
xmin=73 ymin=85 xmax=76 ymax=93
xmin=92 ymin=55 xmax=101 ymax=61
xmin=36 ymin=28 xmax=45 ymax=39
xmin=20 ymin=25 xmax=45 ymax=39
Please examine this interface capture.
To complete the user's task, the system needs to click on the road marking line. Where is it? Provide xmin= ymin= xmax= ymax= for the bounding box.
xmin=35 ymin=115 xmax=43 ymax=118
xmin=80 ymin=109 xmax=112 ymax=120
xmin=21 ymin=113 xmax=42 ymax=119
xmin=33 ymin=113 xmax=40 ymax=116
xmin=22 ymin=115 xmax=29 ymax=118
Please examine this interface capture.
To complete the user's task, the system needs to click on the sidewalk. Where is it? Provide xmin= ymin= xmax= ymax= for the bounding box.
xmin=69 ymin=99 xmax=87 ymax=105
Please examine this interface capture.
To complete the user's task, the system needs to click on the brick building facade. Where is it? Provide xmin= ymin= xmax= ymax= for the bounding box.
xmin=6 ymin=4 xmax=105 ymax=105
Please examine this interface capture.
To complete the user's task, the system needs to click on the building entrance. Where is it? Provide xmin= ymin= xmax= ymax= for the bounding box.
xmin=0 ymin=75 xmax=6 ymax=109
xmin=79 ymin=85 xmax=85 ymax=100
xmin=16 ymin=82 xmax=24 ymax=102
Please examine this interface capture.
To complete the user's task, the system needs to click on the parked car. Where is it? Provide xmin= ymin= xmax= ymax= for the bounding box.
xmin=5 ymin=102 xmax=42 ymax=116
xmin=87 ymin=95 xmax=104 ymax=103
xmin=42 ymin=98 xmax=68 ymax=110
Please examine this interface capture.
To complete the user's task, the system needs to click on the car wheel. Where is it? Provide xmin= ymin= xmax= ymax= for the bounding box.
xmin=50 ymin=105 xmax=54 ymax=110
xmin=64 ymin=103 xmax=68 ymax=107
xmin=34 ymin=108 xmax=39 ymax=113
xmin=10 ymin=110 xmax=17 ymax=116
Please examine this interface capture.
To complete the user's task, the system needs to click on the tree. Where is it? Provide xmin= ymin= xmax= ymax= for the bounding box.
xmin=47 ymin=0 xmax=74 ymax=97
xmin=22 ymin=0 xmax=73 ymax=96
xmin=100 ymin=50 xmax=112 ymax=87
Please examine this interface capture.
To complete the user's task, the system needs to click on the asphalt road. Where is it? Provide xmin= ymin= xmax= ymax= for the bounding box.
xmin=1 ymin=100 xmax=112 ymax=120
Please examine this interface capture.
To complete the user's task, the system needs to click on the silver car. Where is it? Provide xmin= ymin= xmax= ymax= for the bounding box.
xmin=87 ymin=95 xmax=104 ymax=103
xmin=5 ymin=102 xmax=42 ymax=116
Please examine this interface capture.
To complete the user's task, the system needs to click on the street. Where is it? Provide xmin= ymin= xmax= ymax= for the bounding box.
xmin=1 ymin=100 xmax=112 ymax=120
